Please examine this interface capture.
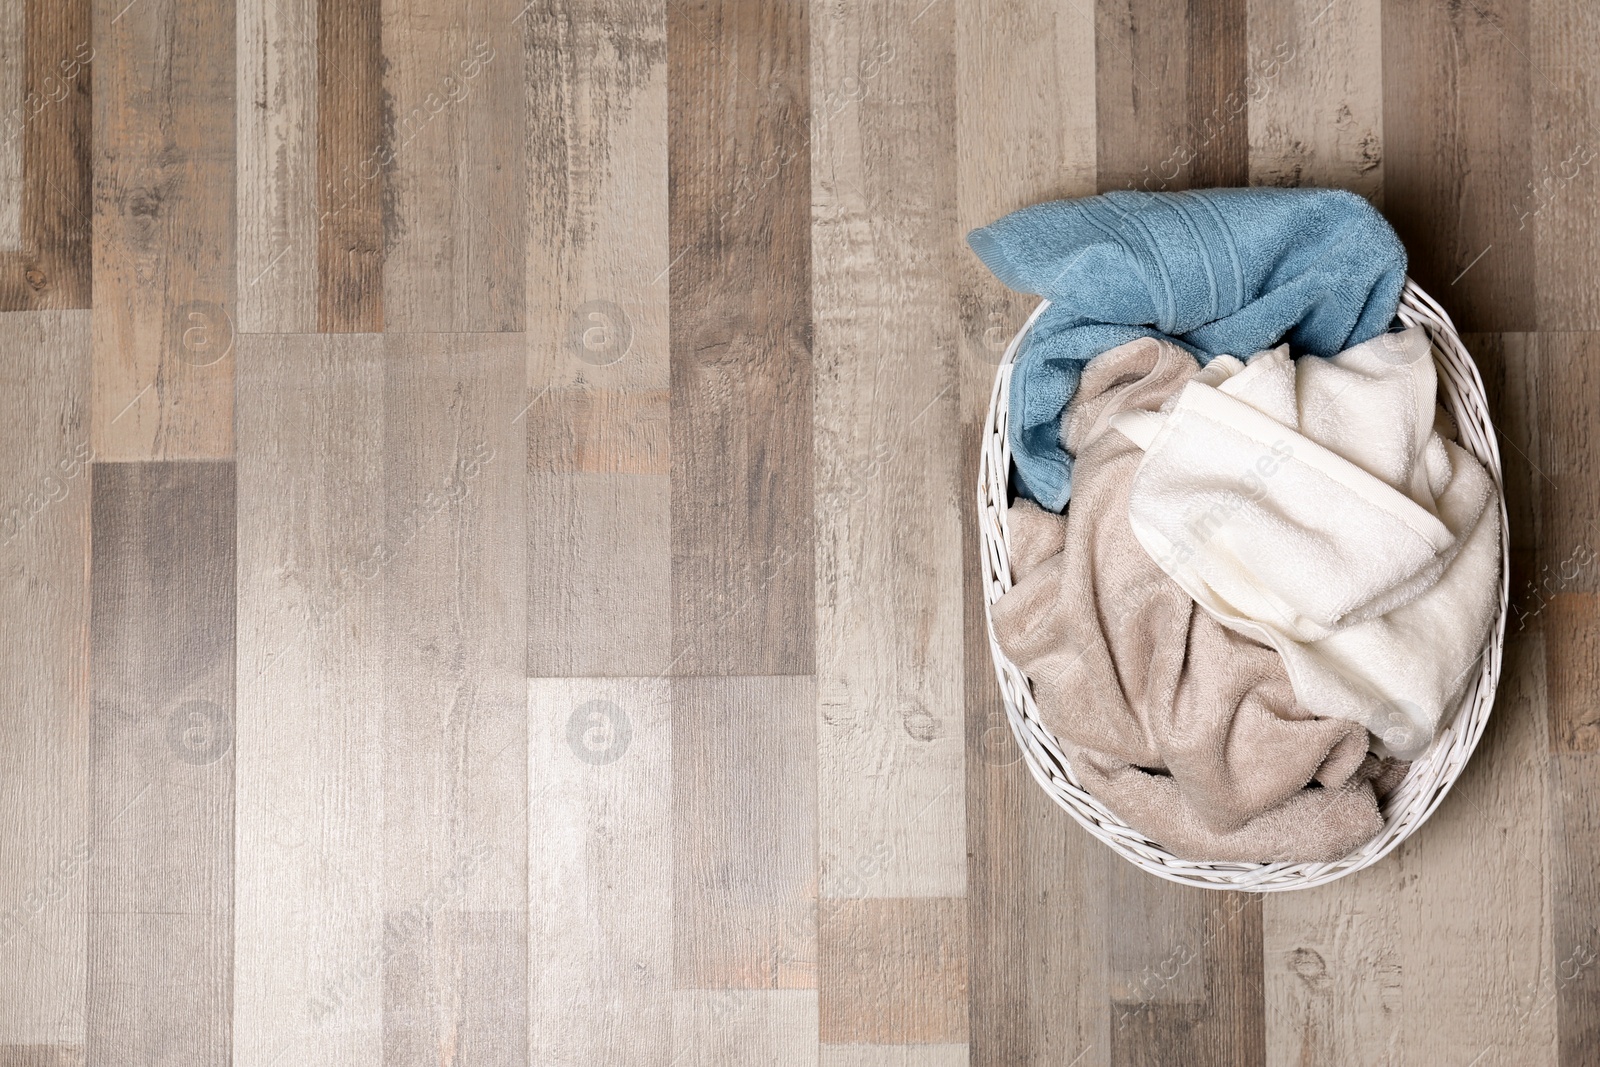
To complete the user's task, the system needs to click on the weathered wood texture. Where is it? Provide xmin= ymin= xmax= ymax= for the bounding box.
xmin=667 ymin=0 xmax=815 ymax=677
xmin=92 ymin=0 xmax=235 ymax=459
xmin=0 ymin=312 xmax=91 ymax=1046
xmin=87 ymin=461 xmax=236 ymax=1066
xmin=0 ymin=0 xmax=91 ymax=311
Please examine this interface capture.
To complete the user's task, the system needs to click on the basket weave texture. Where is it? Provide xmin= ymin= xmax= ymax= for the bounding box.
xmin=976 ymin=279 xmax=1510 ymax=891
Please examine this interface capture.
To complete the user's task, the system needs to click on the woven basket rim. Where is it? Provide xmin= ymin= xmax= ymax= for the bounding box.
xmin=976 ymin=278 xmax=1511 ymax=891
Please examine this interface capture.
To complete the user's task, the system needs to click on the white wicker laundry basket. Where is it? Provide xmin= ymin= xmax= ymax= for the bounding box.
xmin=976 ymin=279 xmax=1511 ymax=891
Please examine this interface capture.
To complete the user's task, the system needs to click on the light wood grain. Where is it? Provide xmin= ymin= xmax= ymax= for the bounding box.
xmin=1382 ymin=0 xmax=1534 ymax=331
xmin=0 ymin=1048 xmax=84 ymax=1067
xmin=668 ymin=0 xmax=814 ymax=677
xmin=810 ymin=0 xmax=965 ymax=901
xmin=0 ymin=0 xmax=91 ymax=311
xmin=1247 ymin=0 xmax=1383 ymax=200
xmin=381 ymin=0 xmax=524 ymax=333
xmin=529 ymin=677 xmax=672 ymax=1067
xmin=1108 ymin=873 xmax=1264 ymax=1066
xmin=1550 ymin=752 xmax=1600 ymax=1063
xmin=524 ymin=0 xmax=667 ymax=395
xmin=820 ymin=1047 xmax=969 ymax=1067
xmin=1531 ymin=0 xmax=1600 ymax=330
xmin=523 ymin=388 xmax=670 ymax=680
xmin=1536 ymin=329 xmax=1600 ymax=1065
xmin=236 ymin=0 xmax=317 ymax=332
xmin=0 ymin=0 xmax=22 ymax=250
xmin=817 ymin=897 xmax=968 ymax=1045
xmin=383 ymin=910 xmax=526 ymax=1063
xmin=672 ymin=991 xmax=819 ymax=1067
xmin=91 ymin=0 xmax=236 ymax=459
xmin=379 ymin=333 xmax=528 ymax=1065
xmin=526 ymin=468 xmax=670 ymax=677
xmin=1262 ymin=854 xmax=1403 ymax=1064
xmin=1546 ymin=594 xmax=1600 ymax=753
xmin=524 ymin=0 xmax=670 ymax=678
xmin=0 ymin=312 xmax=90 ymax=1045
xmin=1391 ymin=627 xmax=1556 ymax=1067
xmin=673 ymin=675 xmax=817 ymax=990
xmin=234 ymin=334 xmax=385 ymax=1067
xmin=1533 ymin=333 xmax=1599 ymax=594
xmin=87 ymin=461 xmax=235 ymax=1066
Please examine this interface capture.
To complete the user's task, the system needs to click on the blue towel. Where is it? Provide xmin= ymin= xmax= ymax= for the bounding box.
xmin=968 ymin=188 xmax=1408 ymax=511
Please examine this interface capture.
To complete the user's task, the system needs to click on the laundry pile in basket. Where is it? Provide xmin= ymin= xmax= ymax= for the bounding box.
xmin=971 ymin=188 xmax=1503 ymax=863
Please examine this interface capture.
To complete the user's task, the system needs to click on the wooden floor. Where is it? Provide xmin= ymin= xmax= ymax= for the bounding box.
xmin=0 ymin=0 xmax=1596 ymax=1063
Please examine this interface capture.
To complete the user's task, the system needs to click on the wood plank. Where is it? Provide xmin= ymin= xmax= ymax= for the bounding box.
xmin=810 ymin=0 xmax=964 ymax=903
xmin=817 ymin=897 xmax=968 ymax=1045
xmin=1533 ymin=333 xmax=1599 ymax=594
xmin=528 ymin=677 xmax=672 ymax=1067
xmin=0 ymin=312 xmax=91 ymax=1046
xmin=381 ymin=0 xmax=524 ymax=332
xmin=0 ymin=0 xmax=22 ymax=249
xmin=92 ymin=0 xmax=235 ymax=459
xmin=526 ymin=467 xmax=670 ymax=677
xmin=1381 ymin=0 xmax=1534 ymax=331
xmin=1530 ymin=0 xmax=1600 ymax=329
xmin=1185 ymin=0 xmax=1248 ymax=188
xmin=0 ymin=0 xmax=92 ymax=311
xmin=672 ymin=991 xmax=819 ymax=1067
xmin=1550 ymin=753 xmax=1600 ymax=1064
xmin=378 ymin=333 xmax=527 ymax=1065
xmin=963 ymin=631 xmax=1113 ymax=1067
xmin=1262 ymin=857 xmax=1403 ymax=1064
xmin=0 ymin=1048 xmax=84 ymax=1067
xmin=524 ymin=0 xmax=668 ymax=395
xmin=668 ymin=0 xmax=814 ymax=677
xmin=524 ymin=0 xmax=670 ymax=678
xmin=234 ymin=333 xmax=385 ymax=1067
xmin=317 ymin=0 xmax=383 ymax=332
xmin=953 ymin=2 xmax=1104 ymax=1063
xmin=236 ymin=0 xmax=317 ymax=332
xmin=86 ymin=461 xmax=235 ymax=1065
xmin=820 ymin=1048 xmax=968 ymax=1067
xmin=1096 ymin=0 xmax=1247 ymax=192
xmin=383 ymin=910 xmax=527 ymax=1064
xmin=1108 ymin=874 xmax=1265 ymax=1067
xmin=1247 ymin=0 xmax=1384 ymax=200
xmin=672 ymin=676 xmax=817 ymax=989
xmin=1095 ymin=0 xmax=1188 ymax=193
xmin=1546 ymin=594 xmax=1600 ymax=754
xmin=1391 ymin=627 xmax=1556 ymax=1067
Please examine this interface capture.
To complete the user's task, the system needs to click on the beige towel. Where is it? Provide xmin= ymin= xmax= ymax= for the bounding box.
xmin=992 ymin=337 xmax=1398 ymax=863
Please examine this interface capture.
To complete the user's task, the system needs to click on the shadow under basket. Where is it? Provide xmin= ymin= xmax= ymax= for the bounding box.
xmin=975 ymin=279 xmax=1511 ymax=892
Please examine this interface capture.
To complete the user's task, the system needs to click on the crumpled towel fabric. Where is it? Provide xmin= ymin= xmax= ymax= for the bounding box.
xmin=990 ymin=336 xmax=1397 ymax=863
xmin=968 ymin=187 xmax=1407 ymax=511
xmin=1114 ymin=326 xmax=1502 ymax=760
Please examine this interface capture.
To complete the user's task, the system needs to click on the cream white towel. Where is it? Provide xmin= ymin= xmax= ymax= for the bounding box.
xmin=1113 ymin=327 xmax=1501 ymax=759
